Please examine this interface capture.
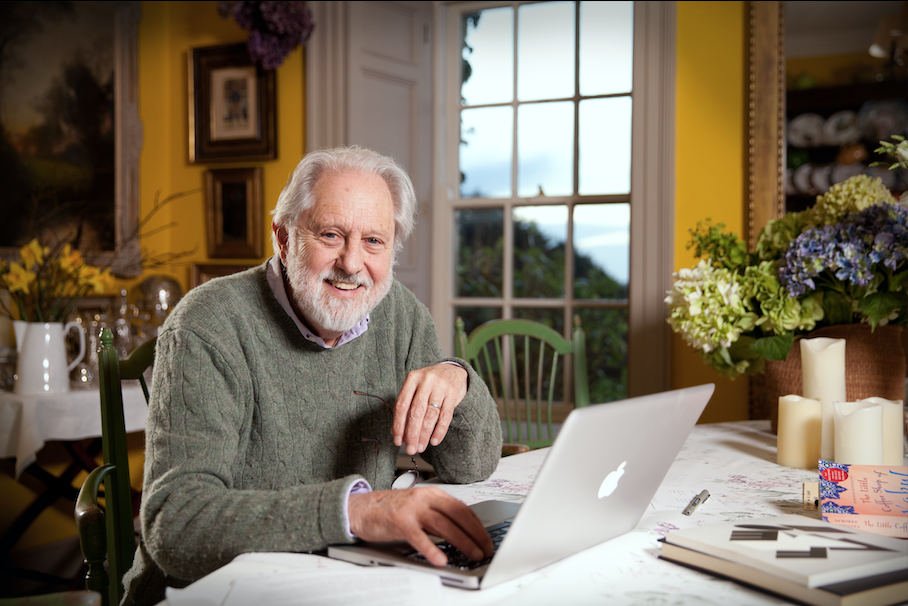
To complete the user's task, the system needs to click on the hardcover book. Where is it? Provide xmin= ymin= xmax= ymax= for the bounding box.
xmin=661 ymin=515 xmax=908 ymax=589
xmin=819 ymin=460 xmax=908 ymax=539
xmin=660 ymin=541 xmax=908 ymax=606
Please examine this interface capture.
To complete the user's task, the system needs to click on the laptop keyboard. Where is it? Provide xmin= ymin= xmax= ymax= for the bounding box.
xmin=404 ymin=520 xmax=511 ymax=571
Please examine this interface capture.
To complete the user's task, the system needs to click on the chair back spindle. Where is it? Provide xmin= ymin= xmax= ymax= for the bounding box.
xmin=75 ymin=329 xmax=155 ymax=606
xmin=455 ymin=317 xmax=589 ymax=450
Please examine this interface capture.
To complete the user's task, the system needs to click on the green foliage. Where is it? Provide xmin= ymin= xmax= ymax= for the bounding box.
xmin=750 ymin=332 xmax=794 ymax=362
xmin=456 ymin=215 xmax=628 ymax=403
xmin=687 ymin=219 xmax=749 ymax=270
xmin=821 ymin=290 xmax=854 ymax=326
xmin=858 ymin=292 xmax=908 ymax=328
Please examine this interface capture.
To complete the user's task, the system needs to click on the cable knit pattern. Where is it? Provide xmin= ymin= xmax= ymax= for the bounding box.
xmin=122 ymin=262 xmax=501 ymax=605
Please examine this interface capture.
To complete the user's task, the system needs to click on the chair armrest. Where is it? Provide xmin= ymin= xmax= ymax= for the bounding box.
xmin=75 ymin=464 xmax=116 ymax=596
xmin=502 ymin=443 xmax=531 ymax=456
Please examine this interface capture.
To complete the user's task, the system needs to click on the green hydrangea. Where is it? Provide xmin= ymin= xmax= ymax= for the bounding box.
xmin=665 ymin=259 xmax=758 ymax=355
xmin=743 ymin=260 xmax=824 ymax=334
xmin=808 ymin=174 xmax=896 ymax=227
xmin=755 ymin=211 xmax=807 ymax=262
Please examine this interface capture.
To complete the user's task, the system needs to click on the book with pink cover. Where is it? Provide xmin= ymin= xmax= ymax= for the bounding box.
xmin=819 ymin=460 xmax=908 ymax=539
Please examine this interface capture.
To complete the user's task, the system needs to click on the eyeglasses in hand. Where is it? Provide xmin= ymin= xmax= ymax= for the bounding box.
xmin=354 ymin=390 xmax=420 ymax=490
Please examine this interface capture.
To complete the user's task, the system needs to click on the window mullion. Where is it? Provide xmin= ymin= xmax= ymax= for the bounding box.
xmin=503 ymin=202 xmax=514 ymax=320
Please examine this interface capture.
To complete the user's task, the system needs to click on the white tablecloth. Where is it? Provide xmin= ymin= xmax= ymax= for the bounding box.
xmin=163 ymin=421 xmax=835 ymax=606
xmin=0 ymin=385 xmax=147 ymax=478
xmin=425 ymin=420 xmax=820 ymax=605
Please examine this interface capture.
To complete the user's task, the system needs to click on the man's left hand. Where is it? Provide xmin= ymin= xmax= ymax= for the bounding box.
xmin=393 ymin=363 xmax=468 ymax=455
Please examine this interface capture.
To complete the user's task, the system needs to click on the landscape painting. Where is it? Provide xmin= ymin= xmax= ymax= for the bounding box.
xmin=0 ymin=1 xmax=116 ymax=254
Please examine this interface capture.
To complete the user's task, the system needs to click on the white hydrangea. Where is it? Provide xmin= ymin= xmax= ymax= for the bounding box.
xmin=665 ymin=259 xmax=758 ymax=354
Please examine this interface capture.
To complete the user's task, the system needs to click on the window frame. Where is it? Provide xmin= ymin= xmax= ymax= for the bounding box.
xmin=431 ymin=0 xmax=676 ymax=400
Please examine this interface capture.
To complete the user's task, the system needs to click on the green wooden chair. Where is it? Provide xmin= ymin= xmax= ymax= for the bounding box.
xmin=455 ymin=316 xmax=590 ymax=451
xmin=74 ymin=329 xmax=155 ymax=606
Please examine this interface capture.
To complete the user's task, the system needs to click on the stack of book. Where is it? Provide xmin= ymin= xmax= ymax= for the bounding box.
xmin=660 ymin=515 xmax=908 ymax=606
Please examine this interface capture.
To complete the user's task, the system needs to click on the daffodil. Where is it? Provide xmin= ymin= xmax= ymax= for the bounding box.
xmin=19 ymin=239 xmax=46 ymax=269
xmin=58 ymin=244 xmax=84 ymax=271
xmin=5 ymin=262 xmax=37 ymax=293
xmin=1 ymin=239 xmax=115 ymax=322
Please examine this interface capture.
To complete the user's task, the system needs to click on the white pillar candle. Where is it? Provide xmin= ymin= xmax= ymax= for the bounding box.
xmin=777 ymin=395 xmax=822 ymax=469
xmin=834 ymin=401 xmax=884 ymax=465
xmin=860 ymin=397 xmax=905 ymax=466
xmin=800 ymin=337 xmax=846 ymax=461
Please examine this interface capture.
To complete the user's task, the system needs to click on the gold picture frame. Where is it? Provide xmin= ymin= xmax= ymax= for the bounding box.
xmin=205 ymin=167 xmax=263 ymax=259
xmin=189 ymin=43 xmax=277 ymax=163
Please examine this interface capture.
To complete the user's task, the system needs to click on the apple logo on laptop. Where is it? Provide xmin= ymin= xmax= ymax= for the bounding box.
xmin=598 ymin=461 xmax=627 ymax=498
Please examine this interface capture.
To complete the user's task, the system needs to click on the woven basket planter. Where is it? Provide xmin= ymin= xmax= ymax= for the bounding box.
xmin=749 ymin=324 xmax=906 ymax=433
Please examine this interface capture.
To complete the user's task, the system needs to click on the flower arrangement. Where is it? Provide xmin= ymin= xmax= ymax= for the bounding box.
xmin=218 ymin=1 xmax=314 ymax=69
xmin=666 ymin=174 xmax=907 ymax=378
xmin=0 ymin=239 xmax=114 ymax=323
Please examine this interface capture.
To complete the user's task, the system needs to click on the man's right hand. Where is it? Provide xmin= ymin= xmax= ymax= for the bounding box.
xmin=347 ymin=487 xmax=493 ymax=567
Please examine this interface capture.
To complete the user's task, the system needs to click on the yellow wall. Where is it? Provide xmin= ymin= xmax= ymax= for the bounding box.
xmin=1 ymin=0 xmax=306 ymax=554
xmin=135 ymin=1 xmax=306 ymax=293
xmin=673 ymin=1 xmax=750 ymax=423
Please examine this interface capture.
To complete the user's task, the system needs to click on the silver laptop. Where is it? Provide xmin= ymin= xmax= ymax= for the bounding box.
xmin=328 ymin=383 xmax=715 ymax=589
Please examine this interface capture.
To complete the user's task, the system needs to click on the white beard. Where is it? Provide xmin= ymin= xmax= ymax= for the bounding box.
xmin=284 ymin=246 xmax=393 ymax=336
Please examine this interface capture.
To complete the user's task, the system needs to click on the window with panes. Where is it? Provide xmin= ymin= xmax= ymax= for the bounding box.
xmin=448 ymin=0 xmax=633 ymax=405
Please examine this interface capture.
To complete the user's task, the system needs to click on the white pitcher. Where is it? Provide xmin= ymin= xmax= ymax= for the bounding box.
xmin=13 ymin=321 xmax=86 ymax=394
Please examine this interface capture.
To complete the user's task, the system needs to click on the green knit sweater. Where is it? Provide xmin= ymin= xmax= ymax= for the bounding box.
xmin=122 ymin=263 xmax=502 ymax=605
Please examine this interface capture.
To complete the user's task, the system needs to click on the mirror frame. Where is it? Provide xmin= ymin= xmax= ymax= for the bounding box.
xmin=747 ymin=0 xmax=786 ymax=250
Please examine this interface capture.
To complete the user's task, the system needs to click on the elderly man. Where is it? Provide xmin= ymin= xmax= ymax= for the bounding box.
xmin=123 ymin=147 xmax=502 ymax=604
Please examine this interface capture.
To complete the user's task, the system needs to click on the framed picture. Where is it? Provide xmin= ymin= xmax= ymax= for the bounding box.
xmin=0 ymin=2 xmax=142 ymax=275
xmin=205 ymin=167 xmax=264 ymax=259
xmin=190 ymin=263 xmax=255 ymax=289
xmin=189 ymin=43 xmax=277 ymax=163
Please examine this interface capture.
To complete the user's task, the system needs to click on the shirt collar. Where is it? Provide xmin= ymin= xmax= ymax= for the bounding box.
xmin=266 ymin=255 xmax=370 ymax=348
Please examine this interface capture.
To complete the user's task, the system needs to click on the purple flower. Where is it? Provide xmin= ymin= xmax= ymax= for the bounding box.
xmin=219 ymin=1 xmax=314 ymax=69
xmin=779 ymin=202 xmax=908 ymax=297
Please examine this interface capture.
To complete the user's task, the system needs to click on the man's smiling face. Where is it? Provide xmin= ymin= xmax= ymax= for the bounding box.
xmin=279 ymin=170 xmax=396 ymax=345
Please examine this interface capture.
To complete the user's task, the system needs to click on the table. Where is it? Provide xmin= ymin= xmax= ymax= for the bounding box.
xmin=162 ymin=421 xmax=836 ymax=605
xmin=0 ymin=386 xmax=147 ymax=578
xmin=0 ymin=385 xmax=147 ymax=479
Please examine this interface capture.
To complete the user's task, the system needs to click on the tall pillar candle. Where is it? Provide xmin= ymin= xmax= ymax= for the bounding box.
xmin=860 ymin=397 xmax=905 ymax=466
xmin=776 ymin=395 xmax=821 ymax=469
xmin=800 ymin=337 xmax=846 ymax=461
xmin=834 ymin=401 xmax=884 ymax=465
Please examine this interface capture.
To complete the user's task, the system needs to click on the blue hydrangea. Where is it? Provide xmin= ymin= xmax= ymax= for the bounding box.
xmin=780 ymin=203 xmax=908 ymax=297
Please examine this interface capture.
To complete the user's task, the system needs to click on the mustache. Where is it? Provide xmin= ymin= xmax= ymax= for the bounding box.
xmin=320 ymin=268 xmax=374 ymax=289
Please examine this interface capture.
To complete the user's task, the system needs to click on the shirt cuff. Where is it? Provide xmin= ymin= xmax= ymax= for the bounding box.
xmin=344 ymin=478 xmax=372 ymax=539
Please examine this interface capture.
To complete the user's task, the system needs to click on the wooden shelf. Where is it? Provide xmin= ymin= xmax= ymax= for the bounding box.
xmin=787 ymin=80 xmax=908 ymax=116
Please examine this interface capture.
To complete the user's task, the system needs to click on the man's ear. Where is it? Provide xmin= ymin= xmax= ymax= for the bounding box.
xmin=273 ymin=221 xmax=289 ymax=261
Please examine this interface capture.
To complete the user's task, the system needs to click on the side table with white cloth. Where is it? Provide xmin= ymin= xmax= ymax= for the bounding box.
xmin=160 ymin=421 xmax=851 ymax=606
xmin=0 ymin=386 xmax=147 ymax=574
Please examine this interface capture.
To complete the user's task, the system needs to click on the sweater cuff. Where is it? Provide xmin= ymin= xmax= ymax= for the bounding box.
xmin=318 ymin=475 xmax=369 ymax=545
xmin=344 ymin=479 xmax=372 ymax=539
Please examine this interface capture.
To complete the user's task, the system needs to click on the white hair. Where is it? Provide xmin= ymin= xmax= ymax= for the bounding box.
xmin=272 ymin=146 xmax=417 ymax=255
